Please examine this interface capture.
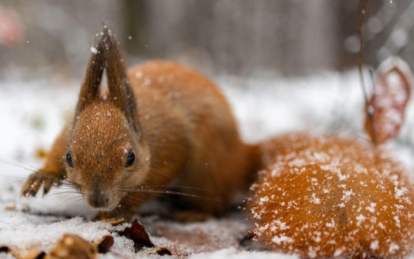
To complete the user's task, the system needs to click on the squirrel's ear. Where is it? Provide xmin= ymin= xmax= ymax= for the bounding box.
xmin=102 ymin=27 xmax=141 ymax=133
xmin=75 ymin=35 xmax=105 ymax=118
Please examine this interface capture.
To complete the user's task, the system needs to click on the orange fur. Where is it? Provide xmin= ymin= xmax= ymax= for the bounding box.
xmin=249 ymin=133 xmax=414 ymax=258
xmin=21 ymin=28 xmax=259 ymax=219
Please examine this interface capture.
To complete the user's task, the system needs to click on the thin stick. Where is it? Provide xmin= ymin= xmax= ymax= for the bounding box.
xmin=358 ymin=0 xmax=377 ymax=146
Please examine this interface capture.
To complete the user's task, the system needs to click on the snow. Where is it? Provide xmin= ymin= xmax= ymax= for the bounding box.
xmin=189 ymin=248 xmax=297 ymax=259
xmin=0 ymin=69 xmax=414 ymax=258
xmin=0 ymin=212 xmax=112 ymax=250
xmin=272 ymin=235 xmax=293 ymax=245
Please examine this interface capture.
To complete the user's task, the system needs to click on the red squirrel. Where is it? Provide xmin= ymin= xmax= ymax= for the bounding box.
xmin=21 ymin=27 xmax=259 ymax=219
xmin=248 ymin=59 xmax=414 ymax=258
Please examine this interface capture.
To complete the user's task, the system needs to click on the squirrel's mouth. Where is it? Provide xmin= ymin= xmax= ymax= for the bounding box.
xmin=83 ymin=191 xmax=120 ymax=211
xmin=88 ymin=201 xmax=119 ymax=212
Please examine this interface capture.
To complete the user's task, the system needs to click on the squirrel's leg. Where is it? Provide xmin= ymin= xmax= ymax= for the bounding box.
xmin=173 ymin=145 xmax=259 ymax=218
xmin=21 ymin=124 xmax=70 ymax=197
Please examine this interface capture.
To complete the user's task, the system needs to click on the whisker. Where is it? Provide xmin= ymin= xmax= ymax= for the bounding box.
xmin=5 ymin=156 xmax=38 ymax=170
xmin=121 ymin=195 xmax=177 ymax=220
xmin=0 ymin=175 xmax=31 ymax=182
xmin=139 ymin=185 xmax=215 ymax=194
xmin=119 ymin=188 xmax=219 ymax=205
xmin=57 ymin=197 xmax=84 ymax=209
xmin=121 ymin=190 xmax=189 ymax=211
xmin=64 ymin=198 xmax=85 ymax=211
xmin=0 ymin=159 xmax=43 ymax=175
xmin=0 ymin=159 xmax=82 ymax=189
xmin=46 ymin=191 xmax=82 ymax=197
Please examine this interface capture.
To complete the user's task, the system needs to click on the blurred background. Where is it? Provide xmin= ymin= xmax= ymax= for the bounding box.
xmin=1 ymin=0 xmax=414 ymax=152
xmin=0 ymin=0 xmax=412 ymax=80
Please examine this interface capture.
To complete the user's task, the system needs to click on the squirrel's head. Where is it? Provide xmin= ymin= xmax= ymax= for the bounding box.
xmin=65 ymin=27 xmax=150 ymax=211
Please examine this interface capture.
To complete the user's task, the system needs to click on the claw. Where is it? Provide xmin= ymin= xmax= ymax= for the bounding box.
xmin=21 ymin=171 xmax=61 ymax=198
xmin=21 ymin=181 xmax=33 ymax=197
xmin=43 ymin=181 xmax=52 ymax=196
xmin=28 ymin=189 xmax=37 ymax=197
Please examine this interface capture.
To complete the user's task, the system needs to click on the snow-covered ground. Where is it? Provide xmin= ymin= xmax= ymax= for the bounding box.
xmin=1 ymin=70 xmax=414 ymax=258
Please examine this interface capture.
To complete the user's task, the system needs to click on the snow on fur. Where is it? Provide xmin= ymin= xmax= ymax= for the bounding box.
xmin=249 ymin=133 xmax=414 ymax=258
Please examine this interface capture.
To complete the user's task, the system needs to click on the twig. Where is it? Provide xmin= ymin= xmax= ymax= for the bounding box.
xmin=358 ymin=0 xmax=378 ymax=146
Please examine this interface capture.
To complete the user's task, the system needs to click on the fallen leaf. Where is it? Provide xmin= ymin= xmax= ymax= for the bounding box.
xmin=46 ymin=234 xmax=97 ymax=259
xmin=117 ymin=218 xmax=154 ymax=251
xmin=101 ymin=218 xmax=125 ymax=226
xmin=93 ymin=235 xmax=114 ymax=254
xmin=117 ymin=218 xmax=172 ymax=255
xmin=0 ymin=246 xmax=9 ymax=253
xmin=4 ymin=205 xmax=16 ymax=211
xmin=155 ymin=247 xmax=172 ymax=256
xmin=17 ymin=248 xmax=45 ymax=259
xmin=364 ymin=57 xmax=412 ymax=144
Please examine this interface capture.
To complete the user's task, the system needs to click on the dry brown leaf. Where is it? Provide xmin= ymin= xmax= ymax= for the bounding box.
xmin=364 ymin=57 xmax=412 ymax=144
xmin=117 ymin=218 xmax=172 ymax=255
xmin=117 ymin=218 xmax=154 ymax=251
xmin=4 ymin=205 xmax=16 ymax=211
xmin=101 ymin=218 xmax=125 ymax=226
xmin=154 ymin=247 xmax=172 ymax=256
xmin=93 ymin=235 xmax=114 ymax=254
xmin=0 ymin=246 xmax=9 ymax=253
xmin=46 ymin=234 xmax=97 ymax=259
xmin=16 ymin=248 xmax=45 ymax=259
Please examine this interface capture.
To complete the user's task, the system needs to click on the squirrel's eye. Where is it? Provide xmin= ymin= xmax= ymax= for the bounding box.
xmin=66 ymin=151 xmax=74 ymax=168
xmin=125 ymin=149 xmax=135 ymax=168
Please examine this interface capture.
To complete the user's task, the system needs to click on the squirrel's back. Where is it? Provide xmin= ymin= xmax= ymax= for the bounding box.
xmin=128 ymin=61 xmax=259 ymax=214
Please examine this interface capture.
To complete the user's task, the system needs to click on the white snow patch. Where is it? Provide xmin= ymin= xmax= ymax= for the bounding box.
xmin=333 ymin=246 xmax=346 ymax=256
xmin=371 ymin=240 xmax=379 ymax=250
xmin=90 ymin=46 xmax=98 ymax=54
xmin=356 ymin=214 xmax=366 ymax=226
xmin=310 ymin=193 xmax=320 ymax=204
xmin=389 ymin=243 xmax=400 ymax=253
xmin=189 ymin=248 xmax=298 ymax=259
xmin=272 ymin=235 xmax=294 ymax=245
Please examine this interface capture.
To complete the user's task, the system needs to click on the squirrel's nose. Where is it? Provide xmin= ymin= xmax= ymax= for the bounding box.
xmin=86 ymin=191 xmax=110 ymax=209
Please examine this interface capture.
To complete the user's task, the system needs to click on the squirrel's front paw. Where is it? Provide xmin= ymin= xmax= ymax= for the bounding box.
xmin=21 ymin=171 xmax=62 ymax=197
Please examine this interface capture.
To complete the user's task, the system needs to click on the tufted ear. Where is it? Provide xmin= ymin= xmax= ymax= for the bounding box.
xmin=75 ymin=34 xmax=105 ymax=119
xmin=74 ymin=27 xmax=141 ymax=136
xmin=101 ymin=27 xmax=141 ymax=134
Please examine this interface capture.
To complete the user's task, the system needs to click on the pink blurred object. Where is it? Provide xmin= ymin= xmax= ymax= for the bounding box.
xmin=0 ymin=9 xmax=24 ymax=47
